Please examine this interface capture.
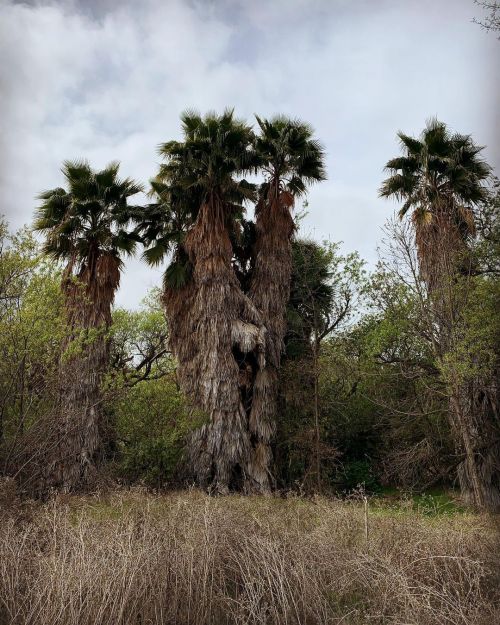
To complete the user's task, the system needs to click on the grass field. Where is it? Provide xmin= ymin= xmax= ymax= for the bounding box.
xmin=1 ymin=484 xmax=498 ymax=625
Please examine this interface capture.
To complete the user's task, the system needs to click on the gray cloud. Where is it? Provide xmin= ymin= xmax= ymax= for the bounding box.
xmin=1 ymin=0 xmax=498 ymax=308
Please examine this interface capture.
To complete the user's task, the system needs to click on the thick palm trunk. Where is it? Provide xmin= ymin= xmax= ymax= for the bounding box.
xmin=26 ymin=254 xmax=119 ymax=495
xmin=247 ymin=187 xmax=295 ymax=493
xmin=451 ymin=381 xmax=500 ymax=510
xmin=47 ymin=331 xmax=108 ymax=492
xmin=416 ymin=210 xmax=500 ymax=510
xmin=166 ymin=201 xmax=265 ymax=494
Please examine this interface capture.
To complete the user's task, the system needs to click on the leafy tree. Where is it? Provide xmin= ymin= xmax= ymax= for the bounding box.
xmin=0 ymin=222 xmax=63 ymax=469
xmin=103 ymin=293 xmax=204 ymax=488
xmin=276 ymin=240 xmax=365 ymax=492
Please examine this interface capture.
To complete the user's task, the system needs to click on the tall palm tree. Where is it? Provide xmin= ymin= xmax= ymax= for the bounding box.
xmin=380 ymin=120 xmax=498 ymax=510
xmin=247 ymin=116 xmax=326 ymax=492
xmin=152 ymin=110 xmax=266 ymax=493
xmin=32 ymin=160 xmax=142 ymax=493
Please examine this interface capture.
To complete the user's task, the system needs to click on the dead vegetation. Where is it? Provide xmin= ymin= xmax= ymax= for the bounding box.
xmin=0 ymin=487 xmax=498 ymax=625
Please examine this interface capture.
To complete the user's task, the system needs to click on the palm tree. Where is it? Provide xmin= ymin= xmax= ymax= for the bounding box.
xmin=247 ymin=116 xmax=326 ymax=492
xmin=380 ymin=118 xmax=489 ymax=292
xmin=32 ymin=160 xmax=142 ymax=493
xmin=152 ymin=110 xmax=266 ymax=493
xmin=380 ymin=120 xmax=498 ymax=510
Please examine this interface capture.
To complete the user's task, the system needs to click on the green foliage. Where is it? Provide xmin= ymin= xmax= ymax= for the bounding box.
xmin=440 ymin=275 xmax=500 ymax=385
xmin=111 ymin=376 xmax=206 ymax=488
xmin=341 ymin=459 xmax=381 ymax=493
xmin=286 ymin=240 xmax=365 ymax=357
xmin=380 ymin=118 xmax=490 ymax=229
xmin=140 ymin=109 xmax=258 ymax=289
xmin=254 ymin=115 xmax=326 ymax=196
xmin=276 ymin=239 xmax=368 ymax=491
xmin=0 ymin=221 xmax=64 ymax=446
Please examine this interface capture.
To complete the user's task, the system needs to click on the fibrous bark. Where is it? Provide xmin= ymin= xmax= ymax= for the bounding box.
xmin=416 ymin=206 xmax=500 ymax=510
xmin=165 ymin=200 xmax=266 ymax=494
xmin=21 ymin=254 xmax=120 ymax=495
xmin=247 ymin=187 xmax=295 ymax=493
xmin=451 ymin=377 xmax=500 ymax=510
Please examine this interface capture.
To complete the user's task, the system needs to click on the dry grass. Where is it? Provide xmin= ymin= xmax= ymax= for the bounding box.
xmin=0 ymin=485 xmax=498 ymax=625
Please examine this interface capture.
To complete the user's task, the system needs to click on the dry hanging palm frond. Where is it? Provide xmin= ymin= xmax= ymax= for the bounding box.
xmin=154 ymin=111 xmax=270 ymax=494
xmin=245 ymin=116 xmax=326 ymax=493
xmin=173 ymin=202 xmax=265 ymax=493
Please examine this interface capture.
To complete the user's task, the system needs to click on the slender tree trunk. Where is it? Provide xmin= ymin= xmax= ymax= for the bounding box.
xmin=247 ymin=187 xmax=295 ymax=493
xmin=312 ymin=329 xmax=321 ymax=494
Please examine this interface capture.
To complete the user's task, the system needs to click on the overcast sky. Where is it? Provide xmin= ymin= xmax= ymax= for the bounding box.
xmin=1 ymin=0 xmax=499 ymax=308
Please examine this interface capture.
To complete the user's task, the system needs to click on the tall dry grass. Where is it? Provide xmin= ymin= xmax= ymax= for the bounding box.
xmin=0 ymin=485 xmax=498 ymax=625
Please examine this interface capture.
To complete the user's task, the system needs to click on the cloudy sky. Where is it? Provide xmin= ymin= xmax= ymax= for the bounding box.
xmin=1 ymin=0 xmax=499 ymax=308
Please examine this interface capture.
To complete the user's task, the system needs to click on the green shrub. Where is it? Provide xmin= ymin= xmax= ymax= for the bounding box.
xmin=110 ymin=376 xmax=206 ymax=488
xmin=341 ymin=459 xmax=381 ymax=494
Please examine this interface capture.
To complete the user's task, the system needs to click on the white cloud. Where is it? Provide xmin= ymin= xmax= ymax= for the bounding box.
xmin=1 ymin=0 xmax=498 ymax=308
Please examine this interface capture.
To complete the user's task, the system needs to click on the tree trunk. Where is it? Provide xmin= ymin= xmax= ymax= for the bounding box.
xmin=167 ymin=201 xmax=266 ymax=494
xmin=312 ymin=329 xmax=321 ymax=494
xmin=19 ymin=254 xmax=119 ymax=495
xmin=44 ymin=332 xmax=108 ymax=492
xmin=416 ymin=206 xmax=500 ymax=510
xmin=451 ymin=381 xmax=500 ymax=510
xmin=246 ymin=188 xmax=295 ymax=493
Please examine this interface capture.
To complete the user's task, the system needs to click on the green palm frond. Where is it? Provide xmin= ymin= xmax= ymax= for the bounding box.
xmin=254 ymin=115 xmax=326 ymax=199
xmin=34 ymin=159 xmax=143 ymax=267
xmin=163 ymin=258 xmax=192 ymax=289
xmin=381 ymin=119 xmax=490 ymax=233
xmin=142 ymin=242 xmax=171 ymax=267
xmin=397 ymin=132 xmax=423 ymax=156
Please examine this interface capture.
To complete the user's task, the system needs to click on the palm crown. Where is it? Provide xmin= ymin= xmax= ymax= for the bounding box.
xmin=379 ymin=118 xmax=490 ymax=236
xmin=140 ymin=110 xmax=258 ymax=284
xmin=34 ymin=160 xmax=143 ymax=268
xmin=158 ymin=109 xmax=257 ymax=211
xmin=254 ymin=115 xmax=326 ymax=197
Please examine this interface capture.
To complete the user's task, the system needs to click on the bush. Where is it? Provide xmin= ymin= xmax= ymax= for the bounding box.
xmin=341 ymin=458 xmax=381 ymax=494
xmin=110 ymin=376 xmax=206 ymax=487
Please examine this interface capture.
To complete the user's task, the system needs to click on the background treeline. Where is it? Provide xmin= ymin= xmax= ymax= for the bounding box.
xmin=1 ymin=173 xmax=498 ymax=496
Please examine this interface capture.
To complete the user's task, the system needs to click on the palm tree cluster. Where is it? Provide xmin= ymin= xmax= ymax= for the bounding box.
xmin=31 ymin=111 xmax=325 ymax=495
xmin=140 ymin=111 xmax=326 ymax=493
xmin=27 ymin=113 xmax=497 ymax=510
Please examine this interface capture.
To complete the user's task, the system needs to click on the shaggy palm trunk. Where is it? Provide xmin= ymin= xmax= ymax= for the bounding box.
xmin=247 ymin=184 xmax=295 ymax=493
xmin=450 ymin=382 xmax=500 ymax=510
xmin=38 ymin=254 xmax=120 ymax=494
xmin=416 ymin=208 xmax=500 ymax=510
xmin=165 ymin=198 xmax=265 ymax=494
